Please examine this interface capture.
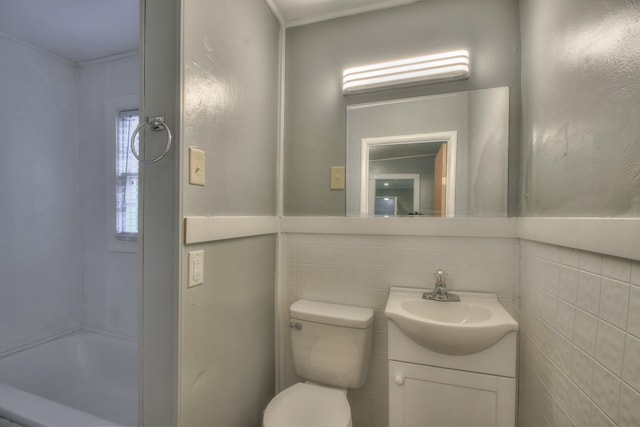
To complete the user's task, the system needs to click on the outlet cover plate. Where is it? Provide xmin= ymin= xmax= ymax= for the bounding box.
xmin=189 ymin=147 xmax=205 ymax=186
xmin=330 ymin=166 xmax=345 ymax=190
xmin=188 ymin=250 xmax=204 ymax=287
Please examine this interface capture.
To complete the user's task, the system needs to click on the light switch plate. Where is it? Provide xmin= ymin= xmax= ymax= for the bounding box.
xmin=188 ymin=250 xmax=204 ymax=287
xmin=330 ymin=166 xmax=345 ymax=190
xmin=189 ymin=147 xmax=205 ymax=186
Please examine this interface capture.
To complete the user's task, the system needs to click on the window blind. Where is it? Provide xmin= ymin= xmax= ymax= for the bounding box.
xmin=116 ymin=109 xmax=139 ymax=239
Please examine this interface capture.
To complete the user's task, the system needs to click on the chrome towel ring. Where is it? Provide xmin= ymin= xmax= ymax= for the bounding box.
xmin=130 ymin=116 xmax=173 ymax=164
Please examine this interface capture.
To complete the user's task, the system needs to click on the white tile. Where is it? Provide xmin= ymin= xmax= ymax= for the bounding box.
xmin=541 ymin=292 xmax=558 ymax=328
xmin=577 ymin=271 xmax=601 ymax=315
xmin=535 ymin=241 xmax=563 ymax=262
xmin=590 ymin=402 xmax=617 ymax=427
xmin=525 ymin=257 xmax=560 ymax=295
xmin=573 ymin=309 xmax=598 ymax=355
xmin=554 ymin=334 xmax=575 ymax=376
xmin=572 ymin=345 xmax=595 ymax=397
xmin=315 ymin=265 xmax=335 ymax=285
xmin=632 ymin=262 xmax=640 ymax=286
xmin=286 ymin=263 xmax=296 ymax=284
xmin=602 ymin=256 xmax=632 ymax=283
xmin=549 ymin=397 xmax=574 ymax=427
xmin=315 ymin=245 xmax=334 ymax=265
xmin=591 ymin=362 xmax=621 ymax=422
xmin=562 ymin=247 xmax=580 ymax=268
xmin=332 ymin=246 xmax=356 ymax=266
xmin=286 ymin=242 xmax=296 ymax=263
xmin=547 ymin=358 xmax=573 ymax=411
xmin=568 ymin=384 xmax=591 ymax=426
xmin=295 ymin=264 xmax=318 ymax=284
xmin=623 ymin=334 xmax=640 ymax=393
xmin=295 ymin=244 xmax=317 ymax=264
xmin=332 ymin=266 xmax=354 ymax=286
xmin=619 ymin=383 xmax=640 ymax=427
xmin=556 ymin=300 xmax=575 ymax=340
xmin=580 ymin=251 xmax=603 ymax=274
xmin=599 ymin=277 xmax=630 ymax=330
xmin=353 ymin=246 xmax=395 ymax=268
xmin=627 ymin=286 xmax=640 ymax=339
xmin=595 ymin=321 xmax=626 ymax=376
xmin=558 ymin=266 xmax=579 ymax=304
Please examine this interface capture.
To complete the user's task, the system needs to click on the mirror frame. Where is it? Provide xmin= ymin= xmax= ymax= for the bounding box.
xmin=360 ymin=132 xmax=457 ymax=217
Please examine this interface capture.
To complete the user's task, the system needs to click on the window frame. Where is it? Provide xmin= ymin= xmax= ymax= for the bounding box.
xmin=106 ymin=94 xmax=139 ymax=253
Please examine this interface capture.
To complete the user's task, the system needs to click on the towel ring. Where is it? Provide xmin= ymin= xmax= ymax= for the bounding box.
xmin=130 ymin=116 xmax=173 ymax=164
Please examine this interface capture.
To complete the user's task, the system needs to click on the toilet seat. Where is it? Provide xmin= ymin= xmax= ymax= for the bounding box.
xmin=263 ymin=382 xmax=351 ymax=427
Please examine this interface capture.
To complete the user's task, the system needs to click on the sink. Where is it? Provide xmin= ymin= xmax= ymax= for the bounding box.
xmin=384 ymin=287 xmax=518 ymax=355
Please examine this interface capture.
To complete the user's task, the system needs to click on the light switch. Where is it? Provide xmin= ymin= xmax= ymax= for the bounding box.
xmin=189 ymin=147 xmax=205 ymax=186
xmin=188 ymin=250 xmax=204 ymax=287
xmin=330 ymin=166 xmax=345 ymax=190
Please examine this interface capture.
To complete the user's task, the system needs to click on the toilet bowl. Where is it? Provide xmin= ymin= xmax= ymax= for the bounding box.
xmin=263 ymin=300 xmax=373 ymax=427
xmin=263 ymin=382 xmax=351 ymax=427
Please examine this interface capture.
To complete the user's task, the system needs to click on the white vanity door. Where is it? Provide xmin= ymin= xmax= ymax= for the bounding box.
xmin=389 ymin=360 xmax=516 ymax=427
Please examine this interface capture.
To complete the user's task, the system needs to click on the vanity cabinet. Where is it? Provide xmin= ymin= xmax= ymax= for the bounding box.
xmin=389 ymin=360 xmax=515 ymax=426
xmin=387 ymin=322 xmax=517 ymax=427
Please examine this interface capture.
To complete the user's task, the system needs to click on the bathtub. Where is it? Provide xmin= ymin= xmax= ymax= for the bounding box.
xmin=0 ymin=330 xmax=138 ymax=427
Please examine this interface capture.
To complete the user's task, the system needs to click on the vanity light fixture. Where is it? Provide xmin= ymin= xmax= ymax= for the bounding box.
xmin=342 ymin=50 xmax=470 ymax=94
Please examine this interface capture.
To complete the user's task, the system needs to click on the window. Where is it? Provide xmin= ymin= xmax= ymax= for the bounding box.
xmin=115 ymin=109 xmax=139 ymax=240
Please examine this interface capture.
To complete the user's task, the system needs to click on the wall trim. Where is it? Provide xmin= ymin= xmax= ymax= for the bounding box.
xmin=184 ymin=216 xmax=639 ymax=260
xmin=518 ymin=217 xmax=640 ymax=261
xmin=281 ymin=217 xmax=518 ymax=237
xmin=184 ymin=216 xmax=280 ymax=244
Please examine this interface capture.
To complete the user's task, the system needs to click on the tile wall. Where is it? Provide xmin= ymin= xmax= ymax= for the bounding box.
xmin=282 ymin=233 xmax=519 ymax=427
xmin=519 ymin=240 xmax=640 ymax=426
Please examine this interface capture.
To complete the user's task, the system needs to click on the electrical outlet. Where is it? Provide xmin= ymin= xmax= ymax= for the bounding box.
xmin=189 ymin=147 xmax=206 ymax=186
xmin=188 ymin=250 xmax=204 ymax=287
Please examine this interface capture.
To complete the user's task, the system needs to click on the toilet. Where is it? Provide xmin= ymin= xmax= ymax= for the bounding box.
xmin=263 ymin=299 xmax=374 ymax=427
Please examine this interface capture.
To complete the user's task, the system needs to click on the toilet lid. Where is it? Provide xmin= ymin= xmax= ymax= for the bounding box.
xmin=264 ymin=383 xmax=351 ymax=427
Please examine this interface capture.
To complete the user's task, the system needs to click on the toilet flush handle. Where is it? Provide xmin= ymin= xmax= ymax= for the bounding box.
xmin=288 ymin=321 xmax=302 ymax=330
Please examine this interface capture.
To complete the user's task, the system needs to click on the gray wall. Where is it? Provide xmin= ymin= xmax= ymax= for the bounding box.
xmin=77 ymin=54 xmax=139 ymax=338
xmin=182 ymin=0 xmax=279 ymax=217
xmin=0 ymin=34 xmax=82 ymax=354
xmin=179 ymin=0 xmax=279 ymax=425
xmin=520 ymin=0 xmax=640 ymax=217
xmin=284 ymin=0 xmax=520 ymax=216
xmin=517 ymin=0 xmax=640 ymax=425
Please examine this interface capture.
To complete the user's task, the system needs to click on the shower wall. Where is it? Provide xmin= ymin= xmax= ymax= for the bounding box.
xmin=0 ymin=33 xmax=140 ymax=354
xmin=77 ymin=54 xmax=139 ymax=338
xmin=0 ymin=34 xmax=82 ymax=354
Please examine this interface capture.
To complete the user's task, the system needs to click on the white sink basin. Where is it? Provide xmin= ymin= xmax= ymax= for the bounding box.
xmin=385 ymin=287 xmax=518 ymax=355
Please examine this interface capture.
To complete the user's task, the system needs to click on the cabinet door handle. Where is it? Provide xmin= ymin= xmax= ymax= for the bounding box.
xmin=394 ymin=375 xmax=405 ymax=385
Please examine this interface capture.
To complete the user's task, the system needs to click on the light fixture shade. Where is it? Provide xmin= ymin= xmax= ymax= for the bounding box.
xmin=342 ymin=50 xmax=470 ymax=94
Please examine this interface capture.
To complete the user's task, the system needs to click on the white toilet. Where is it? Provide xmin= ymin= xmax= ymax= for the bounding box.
xmin=263 ymin=299 xmax=374 ymax=427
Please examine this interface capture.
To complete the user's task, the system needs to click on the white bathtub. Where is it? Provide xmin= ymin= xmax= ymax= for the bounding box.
xmin=0 ymin=330 xmax=138 ymax=427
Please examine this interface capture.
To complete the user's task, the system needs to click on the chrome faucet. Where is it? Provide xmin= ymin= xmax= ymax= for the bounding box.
xmin=423 ymin=270 xmax=460 ymax=302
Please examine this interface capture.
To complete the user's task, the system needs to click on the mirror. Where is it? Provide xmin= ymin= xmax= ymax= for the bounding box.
xmin=347 ymin=87 xmax=509 ymax=217
xmin=364 ymin=135 xmax=455 ymax=217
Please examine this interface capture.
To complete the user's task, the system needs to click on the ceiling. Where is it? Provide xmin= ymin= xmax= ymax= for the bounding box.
xmin=0 ymin=0 xmax=139 ymax=63
xmin=0 ymin=0 xmax=415 ymax=63
xmin=269 ymin=0 xmax=418 ymax=26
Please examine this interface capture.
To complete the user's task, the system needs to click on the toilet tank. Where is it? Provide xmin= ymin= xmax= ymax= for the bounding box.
xmin=290 ymin=300 xmax=374 ymax=389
